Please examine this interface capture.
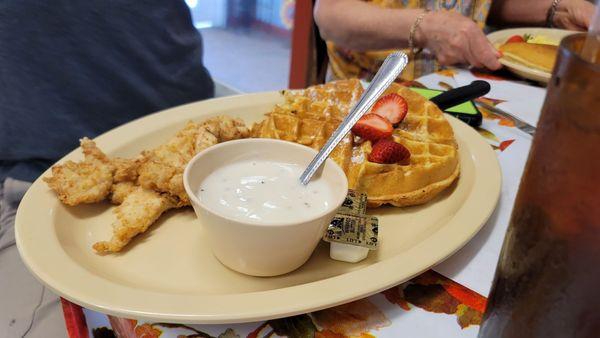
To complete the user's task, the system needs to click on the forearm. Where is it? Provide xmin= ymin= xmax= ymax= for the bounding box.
xmin=488 ymin=0 xmax=554 ymax=26
xmin=314 ymin=0 xmax=423 ymax=51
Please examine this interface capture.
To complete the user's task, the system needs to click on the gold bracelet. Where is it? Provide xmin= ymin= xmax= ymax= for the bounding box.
xmin=546 ymin=0 xmax=562 ymax=27
xmin=409 ymin=10 xmax=429 ymax=54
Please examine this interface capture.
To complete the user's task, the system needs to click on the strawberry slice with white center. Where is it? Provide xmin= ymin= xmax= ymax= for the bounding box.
xmin=371 ymin=93 xmax=408 ymax=125
xmin=351 ymin=113 xmax=393 ymax=142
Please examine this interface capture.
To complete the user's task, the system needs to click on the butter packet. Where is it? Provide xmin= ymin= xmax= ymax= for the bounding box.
xmin=323 ymin=190 xmax=379 ymax=263
xmin=338 ymin=189 xmax=368 ymax=216
xmin=323 ymin=214 xmax=379 ymax=250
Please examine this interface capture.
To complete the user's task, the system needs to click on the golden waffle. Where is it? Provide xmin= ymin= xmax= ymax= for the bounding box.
xmin=499 ymin=42 xmax=558 ymax=73
xmin=251 ymin=79 xmax=459 ymax=207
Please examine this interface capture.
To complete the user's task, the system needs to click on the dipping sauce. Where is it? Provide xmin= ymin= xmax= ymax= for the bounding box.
xmin=197 ymin=158 xmax=335 ymax=224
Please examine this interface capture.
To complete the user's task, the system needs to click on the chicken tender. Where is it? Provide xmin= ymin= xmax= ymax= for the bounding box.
xmin=93 ymin=186 xmax=176 ymax=253
xmin=44 ymin=115 xmax=249 ymax=254
xmin=137 ymin=116 xmax=249 ymax=206
xmin=112 ymin=156 xmax=142 ymax=183
xmin=195 ymin=115 xmax=250 ymax=152
xmin=43 ymin=138 xmax=114 ymax=206
xmin=136 ymin=122 xmax=200 ymax=206
xmin=109 ymin=181 xmax=137 ymax=205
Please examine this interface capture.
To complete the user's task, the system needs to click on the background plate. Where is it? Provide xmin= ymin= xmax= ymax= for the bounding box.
xmin=487 ymin=27 xmax=576 ymax=83
xmin=16 ymin=92 xmax=501 ymax=324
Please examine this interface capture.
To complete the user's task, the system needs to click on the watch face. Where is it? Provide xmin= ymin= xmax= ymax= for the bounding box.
xmin=440 ymin=0 xmax=458 ymax=10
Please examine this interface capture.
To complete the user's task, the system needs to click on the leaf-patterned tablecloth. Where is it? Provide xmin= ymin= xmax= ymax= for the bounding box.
xmin=61 ymin=69 xmax=545 ymax=338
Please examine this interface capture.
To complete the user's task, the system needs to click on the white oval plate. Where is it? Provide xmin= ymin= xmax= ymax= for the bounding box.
xmin=16 ymin=92 xmax=501 ymax=324
xmin=487 ymin=27 xmax=576 ymax=83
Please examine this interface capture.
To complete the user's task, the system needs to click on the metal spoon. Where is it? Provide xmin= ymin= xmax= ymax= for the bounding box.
xmin=299 ymin=52 xmax=409 ymax=185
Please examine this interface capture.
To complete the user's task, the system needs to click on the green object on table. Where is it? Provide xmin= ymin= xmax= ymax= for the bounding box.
xmin=410 ymin=87 xmax=479 ymax=115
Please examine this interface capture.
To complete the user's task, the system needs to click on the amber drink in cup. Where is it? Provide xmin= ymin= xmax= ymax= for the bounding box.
xmin=479 ymin=33 xmax=600 ymax=338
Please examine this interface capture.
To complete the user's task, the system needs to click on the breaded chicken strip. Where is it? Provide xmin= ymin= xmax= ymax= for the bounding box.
xmin=109 ymin=181 xmax=138 ymax=205
xmin=44 ymin=116 xmax=249 ymax=254
xmin=136 ymin=122 xmax=199 ymax=207
xmin=43 ymin=138 xmax=114 ymax=206
xmin=93 ymin=186 xmax=176 ymax=253
xmin=195 ymin=115 xmax=250 ymax=151
xmin=137 ymin=116 xmax=249 ymax=206
xmin=44 ymin=141 xmax=141 ymax=206
xmin=112 ymin=157 xmax=142 ymax=183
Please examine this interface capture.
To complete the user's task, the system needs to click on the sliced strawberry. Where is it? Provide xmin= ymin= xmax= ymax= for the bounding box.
xmin=351 ymin=113 xmax=393 ymax=142
xmin=368 ymin=139 xmax=410 ymax=164
xmin=506 ymin=35 xmax=525 ymax=43
xmin=371 ymin=93 xmax=408 ymax=124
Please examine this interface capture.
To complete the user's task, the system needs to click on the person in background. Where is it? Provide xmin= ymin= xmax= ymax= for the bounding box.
xmin=0 ymin=1 xmax=212 ymax=337
xmin=314 ymin=0 xmax=596 ymax=81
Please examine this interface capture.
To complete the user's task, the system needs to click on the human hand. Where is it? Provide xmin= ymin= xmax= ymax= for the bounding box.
xmin=553 ymin=0 xmax=596 ymax=31
xmin=415 ymin=11 xmax=502 ymax=70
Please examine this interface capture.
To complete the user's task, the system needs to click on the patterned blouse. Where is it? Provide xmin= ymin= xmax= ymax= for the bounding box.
xmin=326 ymin=0 xmax=492 ymax=81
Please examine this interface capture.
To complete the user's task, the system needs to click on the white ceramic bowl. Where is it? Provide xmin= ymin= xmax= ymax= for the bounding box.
xmin=183 ymin=139 xmax=348 ymax=276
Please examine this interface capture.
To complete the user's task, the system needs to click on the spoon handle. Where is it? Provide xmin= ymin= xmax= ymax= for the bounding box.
xmin=299 ymin=52 xmax=408 ymax=185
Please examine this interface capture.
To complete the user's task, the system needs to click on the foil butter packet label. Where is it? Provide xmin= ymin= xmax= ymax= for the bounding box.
xmin=324 ymin=210 xmax=379 ymax=250
xmin=338 ymin=189 xmax=368 ymax=216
